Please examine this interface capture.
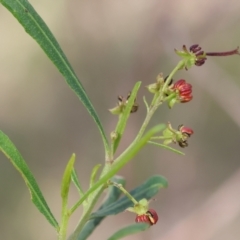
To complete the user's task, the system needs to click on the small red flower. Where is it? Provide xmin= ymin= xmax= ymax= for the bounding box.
xmin=177 ymin=124 xmax=194 ymax=148
xmin=178 ymin=125 xmax=194 ymax=137
xmin=135 ymin=209 xmax=158 ymax=225
xmin=172 ymin=79 xmax=193 ymax=103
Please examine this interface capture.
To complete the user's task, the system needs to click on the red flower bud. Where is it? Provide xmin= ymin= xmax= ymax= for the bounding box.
xmin=172 ymin=79 xmax=193 ymax=103
xmin=135 ymin=209 xmax=158 ymax=225
xmin=176 ymin=124 xmax=194 ymax=147
xmin=178 ymin=125 xmax=194 ymax=137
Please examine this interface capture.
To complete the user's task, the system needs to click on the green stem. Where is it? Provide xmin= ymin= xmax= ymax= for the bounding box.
xmin=58 ymin=197 xmax=70 ymax=240
xmin=68 ymin=60 xmax=184 ymax=240
xmin=109 ymin=181 xmax=138 ymax=205
xmin=161 ymin=60 xmax=185 ymax=95
xmin=69 ymin=124 xmax=165 ymax=224
xmin=150 ymin=136 xmax=168 ymax=140
xmin=150 ymin=92 xmax=160 ymax=107
xmin=133 ymin=60 xmax=184 ymax=143
xmin=68 ymin=186 xmax=105 ymax=240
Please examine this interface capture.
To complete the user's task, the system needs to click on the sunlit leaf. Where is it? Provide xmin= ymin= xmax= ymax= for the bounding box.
xmin=71 ymin=168 xmax=84 ymax=196
xmin=61 ymin=154 xmax=75 ymax=199
xmin=0 ymin=0 xmax=109 ymax=154
xmin=89 ymin=164 xmax=102 ymax=187
xmin=0 ymin=130 xmax=59 ymax=229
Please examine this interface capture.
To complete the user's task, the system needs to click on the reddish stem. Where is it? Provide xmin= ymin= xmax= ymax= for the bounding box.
xmin=206 ymin=47 xmax=240 ymax=56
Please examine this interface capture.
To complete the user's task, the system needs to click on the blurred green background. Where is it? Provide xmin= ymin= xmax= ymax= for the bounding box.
xmin=1 ymin=0 xmax=240 ymax=239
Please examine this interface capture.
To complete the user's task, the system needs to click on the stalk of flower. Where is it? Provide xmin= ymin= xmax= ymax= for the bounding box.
xmin=108 ymin=180 xmax=159 ymax=226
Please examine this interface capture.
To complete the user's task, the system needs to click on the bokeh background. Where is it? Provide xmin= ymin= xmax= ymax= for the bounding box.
xmin=1 ymin=0 xmax=240 ymax=239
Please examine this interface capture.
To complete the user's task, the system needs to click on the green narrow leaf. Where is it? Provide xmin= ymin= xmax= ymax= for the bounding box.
xmin=60 ymin=154 xmax=76 ymax=239
xmin=143 ymin=96 xmax=149 ymax=112
xmin=71 ymin=168 xmax=84 ymax=196
xmin=77 ymin=176 xmax=125 ymax=240
xmin=0 ymin=130 xmax=59 ymax=229
xmin=148 ymin=141 xmax=185 ymax=155
xmin=61 ymin=154 xmax=75 ymax=199
xmin=112 ymin=82 xmax=141 ymax=154
xmin=70 ymin=124 xmax=165 ymax=214
xmin=107 ymin=223 xmax=149 ymax=240
xmin=91 ymin=175 xmax=168 ymax=218
xmin=0 ymin=0 xmax=109 ymax=154
xmin=89 ymin=164 xmax=102 ymax=188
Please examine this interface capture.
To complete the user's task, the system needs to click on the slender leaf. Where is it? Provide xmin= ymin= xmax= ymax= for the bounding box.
xmin=112 ymin=82 xmax=141 ymax=154
xmin=0 ymin=0 xmax=109 ymax=154
xmin=91 ymin=175 xmax=167 ymax=218
xmin=61 ymin=154 xmax=75 ymax=199
xmin=148 ymin=141 xmax=185 ymax=155
xmin=71 ymin=168 xmax=84 ymax=196
xmin=0 ymin=130 xmax=59 ymax=229
xmin=107 ymin=223 xmax=149 ymax=240
xmin=89 ymin=164 xmax=102 ymax=188
xmin=143 ymin=96 xmax=149 ymax=112
xmin=77 ymin=176 xmax=125 ymax=240
xmin=60 ymin=154 xmax=76 ymax=240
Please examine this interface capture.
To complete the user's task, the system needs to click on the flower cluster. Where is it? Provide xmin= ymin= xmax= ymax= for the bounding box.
xmin=108 ymin=44 xmax=239 ymax=229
